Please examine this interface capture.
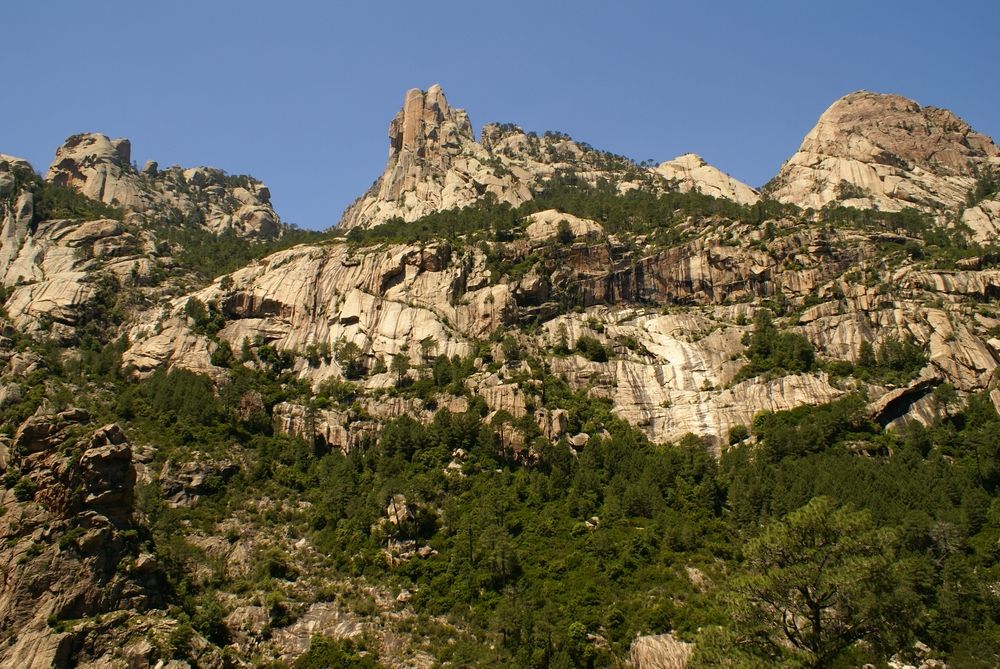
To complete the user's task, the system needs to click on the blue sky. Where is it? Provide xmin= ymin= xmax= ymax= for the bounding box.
xmin=5 ymin=1 xmax=998 ymax=230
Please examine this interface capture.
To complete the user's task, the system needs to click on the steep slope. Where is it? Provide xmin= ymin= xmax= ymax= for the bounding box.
xmin=0 ymin=136 xmax=311 ymax=337
xmin=338 ymin=85 xmax=758 ymax=229
xmin=768 ymin=90 xmax=1000 ymax=213
xmin=0 ymin=411 xmax=165 ymax=668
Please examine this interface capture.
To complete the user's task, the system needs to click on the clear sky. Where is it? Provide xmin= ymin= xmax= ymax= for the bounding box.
xmin=5 ymin=1 xmax=998 ymax=230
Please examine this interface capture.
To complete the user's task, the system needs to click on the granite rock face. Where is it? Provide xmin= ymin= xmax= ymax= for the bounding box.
xmin=47 ymin=132 xmax=282 ymax=239
xmin=47 ymin=134 xmax=147 ymax=210
xmin=0 ymin=134 xmax=285 ymax=335
xmin=768 ymin=91 xmax=1000 ymax=213
xmin=338 ymin=85 xmax=758 ymax=229
xmin=123 ymin=210 xmax=1000 ymax=448
xmin=1 ymin=152 xmax=153 ymax=333
xmin=124 ymin=241 xmax=514 ymax=385
xmin=0 ymin=410 xmax=162 ymax=669
xmin=655 ymin=153 xmax=759 ymax=205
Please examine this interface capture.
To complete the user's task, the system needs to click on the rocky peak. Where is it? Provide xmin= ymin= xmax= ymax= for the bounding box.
xmin=43 ymin=132 xmax=283 ymax=239
xmin=769 ymin=90 xmax=1000 ymax=212
xmin=655 ymin=153 xmax=759 ymax=206
xmin=47 ymin=133 xmax=147 ymax=210
xmin=338 ymin=85 xmax=667 ymax=230
xmin=382 ymin=84 xmax=477 ymax=200
xmin=0 ymin=154 xmax=35 ymax=195
xmin=391 ymin=84 xmax=474 ymax=162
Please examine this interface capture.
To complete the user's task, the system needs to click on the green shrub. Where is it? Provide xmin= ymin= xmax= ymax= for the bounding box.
xmin=12 ymin=477 xmax=36 ymax=502
xmin=575 ymin=335 xmax=609 ymax=362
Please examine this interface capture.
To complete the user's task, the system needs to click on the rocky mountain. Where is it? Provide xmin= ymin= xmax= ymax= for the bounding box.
xmin=654 ymin=153 xmax=759 ymax=205
xmin=338 ymin=85 xmax=758 ymax=229
xmin=2 ymin=87 xmax=1000 ymax=668
xmin=768 ymin=90 xmax=1000 ymax=215
xmin=0 ymin=135 xmax=300 ymax=339
xmin=48 ymin=133 xmax=283 ymax=239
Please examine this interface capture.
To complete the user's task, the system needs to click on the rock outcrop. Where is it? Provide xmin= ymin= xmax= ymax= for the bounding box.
xmin=339 ymin=85 xmax=663 ymax=230
xmin=524 ymin=209 xmax=605 ymax=243
xmin=338 ymin=86 xmax=768 ymax=230
xmin=124 ymin=241 xmax=514 ymax=384
xmin=961 ymin=193 xmax=1000 ymax=244
xmin=1 ymin=216 xmax=153 ymax=333
xmin=1 ymin=154 xmax=38 ymax=275
xmin=0 ymin=133 xmax=289 ymax=334
xmin=655 ymin=153 xmax=759 ymax=205
xmin=0 ymin=410 xmax=162 ymax=669
xmin=47 ymin=134 xmax=147 ymax=210
xmin=1 ymin=153 xmax=157 ymax=334
xmin=768 ymin=91 xmax=1000 ymax=213
xmin=629 ymin=633 xmax=693 ymax=669
xmin=47 ymin=132 xmax=282 ymax=239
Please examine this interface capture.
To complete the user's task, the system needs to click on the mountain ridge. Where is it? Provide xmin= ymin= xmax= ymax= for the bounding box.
xmin=2 ymin=85 xmax=1000 ymax=668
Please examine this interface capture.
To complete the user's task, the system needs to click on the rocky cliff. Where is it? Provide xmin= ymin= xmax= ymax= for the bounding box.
xmin=768 ymin=91 xmax=1000 ymax=213
xmin=0 ymin=134 xmax=294 ymax=337
xmin=0 ymin=410 xmax=164 ymax=668
xmin=124 ymin=201 xmax=1000 ymax=447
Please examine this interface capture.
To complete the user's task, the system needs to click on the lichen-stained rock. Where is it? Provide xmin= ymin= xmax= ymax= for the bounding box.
xmin=768 ymin=91 xmax=1000 ymax=212
xmin=655 ymin=153 xmax=759 ymax=206
xmin=124 ymin=241 xmax=515 ymax=385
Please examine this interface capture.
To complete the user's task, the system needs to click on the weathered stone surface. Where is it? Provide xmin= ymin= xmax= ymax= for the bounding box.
xmin=125 ymin=241 xmax=514 ymax=386
xmin=47 ymin=134 xmax=147 ymax=210
xmin=769 ymin=91 xmax=1000 ymax=212
xmin=525 ymin=209 xmax=605 ymax=243
xmin=961 ymin=195 xmax=1000 ymax=244
xmin=46 ymin=132 xmax=283 ymax=239
xmin=655 ymin=153 xmax=759 ymax=205
xmin=629 ymin=633 xmax=693 ymax=669
xmin=0 ymin=216 xmax=149 ymax=333
xmin=339 ymin=85 xmax=661 ymax=230
xmin=0 ymin=411 xmax=162 ymax=669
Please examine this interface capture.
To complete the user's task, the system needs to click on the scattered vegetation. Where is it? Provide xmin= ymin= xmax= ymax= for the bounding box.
xmin=733 ymin=311 xmax=816 ymax=382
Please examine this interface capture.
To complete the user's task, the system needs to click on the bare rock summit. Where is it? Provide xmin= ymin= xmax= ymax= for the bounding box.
xmin=655 ymin=153 xmax=759 ymax=205
xmin=768 ymin=90 xmax=1000 ymax=212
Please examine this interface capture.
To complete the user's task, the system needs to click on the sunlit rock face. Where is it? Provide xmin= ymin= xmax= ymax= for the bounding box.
xmin=768 ymin=90 xmax=1000 ymax=213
